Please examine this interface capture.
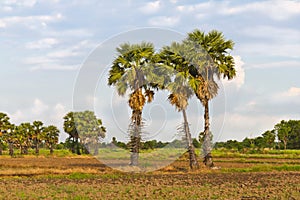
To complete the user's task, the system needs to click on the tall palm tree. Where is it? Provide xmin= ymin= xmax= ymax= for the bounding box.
xmin=108 ymin=42 xmax=157 ymax=166
xmin=159 ymin=43 xmax=200 ymax=169
xmin=32 ymin=121 xmax=44 ymax=155
xmin=185 ymin=29 xmax=236 ymax=167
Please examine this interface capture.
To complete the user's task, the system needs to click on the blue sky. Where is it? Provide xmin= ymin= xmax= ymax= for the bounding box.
xmin=1 ymin=0 xmax=300 ymax=142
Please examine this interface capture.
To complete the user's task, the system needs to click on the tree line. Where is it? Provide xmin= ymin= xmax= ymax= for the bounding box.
xmin=215 ymin=120 xmax=300 ymax=151
xmin=0 ymin=112 xmax=59 ymax=156
xmin=0 ymin=111 xmax=106 ymax=157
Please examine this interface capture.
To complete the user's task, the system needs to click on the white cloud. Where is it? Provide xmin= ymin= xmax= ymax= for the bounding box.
xmin=177 ymin=2 xmax=213 ymax=13
xmin=280 ymin=87 xmax=300 ymax=97
xmin=0 ymin=21 xmax=6 ymax=28
xmin=237 ymin=43 xmax=300 ymax=59
xmin=241 ymin=25 xmax=300 ymax=44
xmin=139 ymin=1 xmax=161 ymax=14
xmin=247 ymin=61 xmax=300 ymax=69
xmin=1 ymin=0 xmax=37 ymax=8
xmin=148 ymin=16 xmax=179 ymax=27
xmin=25 ymin=38 xmax=59 ymax=49
xmin=10 ymin=110 xmax=25 ymax=123
xmin=47 ymin=50 xmax=79 ymax=58
xmin=176 ymin=0 xmax=300 ymax=21
xmin=50 ymin=103 xmax=67 ymax=141
xmin=1 ymin=6 xmax=13 ymax=12
xmin=217 ymin=113 xmax=281 ymax=141
xmin=30 ymin=64 xmax=79 ymax=71
xmin=169 ymin=0 xmax=178 ymax=4
xmin=0 ymin=13 xmax=63 ymax=29
xmin=47 ymin=29 xmax=94 ymax=38
xmin=222 ymin=55 xmax=245 ymax=89
xmin=31 ymin=99 xmax=49 ymax=115
xmin=222 ymin=0 xmax=300 ymax=21
xmin=8 ymin=99 xmax=69 ymax=141
xmin=24 ymin=40 xmax=94 ymax=71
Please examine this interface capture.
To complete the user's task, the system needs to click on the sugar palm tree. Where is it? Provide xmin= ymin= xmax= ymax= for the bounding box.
xmin=63 ymin=112 xmax=80 ymax=154
xmin=108 ymin=42 xmax=157 ymax=166
xmin=185 ymin=29 xmax=236 ymax=167
xmin=0 ymin=112 xmax=11 ymax=155
xmin=43 ymin=125 xmax=59 ymax=155
xmin=15 ymin=123 xmax=33 ymax=155
xmin=32 ymin=121 xmax=44 ymax=155
xmin=159 ymin=42 xmax=200 ymax=169
xmin=6 ymin=124 xmax=16 ymax=157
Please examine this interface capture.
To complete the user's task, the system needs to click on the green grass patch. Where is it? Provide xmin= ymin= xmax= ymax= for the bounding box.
xmin=221 ymin=164 xmax=300 ymax=173
xmin=212 ymin=149 xmax=300 ymax=159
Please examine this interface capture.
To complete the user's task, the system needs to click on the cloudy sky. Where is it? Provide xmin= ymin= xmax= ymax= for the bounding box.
xmin=1 ymin=0 xmax=300 ymax=142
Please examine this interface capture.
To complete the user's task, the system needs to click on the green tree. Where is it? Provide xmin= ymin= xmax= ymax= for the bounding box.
xmin=253 ymin=136 xmax=265 ymax=149
xmin=32 ymin=121 xmax=44 ymax=155
xmin=185 ymin=29 xmax=236 ymax=167
xmin=15 ymin=123 xmax=33 ymax=155
xmin=275 ymin=120 xmax=291 ymax=150
xmin=242 ymin=137 xmax=254 ymax=148
xmin=73 ymin=111 xmax=106 ymax=155
xmin=43 ymin=125 xmax=59 ymax=155
xmin=159 ymin=42 xmax=199 ymax=169
xmin=262 ymin=130 xmax=276 ymax=149
xmin=108 ymin=42 xmax=157 ymax=166
xmin=0 ymin=113 xmax=11 ymax=155
xmin=63 ymin=112 xmax=80 ymax=154
xmin=286 ymin=120 xmax=300 ymax=149
xmin=6 ymin=124 xmax=16 ymax=157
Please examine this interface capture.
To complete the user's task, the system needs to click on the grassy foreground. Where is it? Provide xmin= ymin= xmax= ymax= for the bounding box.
xmin=0 ymin=149 xmax=299 ymax=199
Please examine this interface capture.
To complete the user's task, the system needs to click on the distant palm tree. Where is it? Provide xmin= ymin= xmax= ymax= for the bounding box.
xmin=32 ymin=121 xmax=44 ymax=155
xmin=0 ymin=112 xmax=11 ymax=155
xmin=159 ymin=42 xmax=200 ymax=169
xmin=7 ymin=124 xmax=16 ymax=157
xmin=63 ymin=112 xmax=80 ymax=155
xmin=43 ymin=125 xmax=59 ymax=155
xmin=15 ymin=123 xmax=33 ymax=155
xmin=108 ymin=42 xmax=157 ymax=166
xmin=186 ymin=29 xmax=236 ymax=167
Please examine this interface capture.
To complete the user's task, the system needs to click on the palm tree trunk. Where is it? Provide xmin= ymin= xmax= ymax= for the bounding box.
xmin=24 ymin=146 xmax=28 ymax=155
xmin=9 ymin=142 xmax=14 ymax=157
xmin=0 ymin=144 xmax=2 ymax=155
xmin=71 ymin=137 xmax=75 ymax=153
xmin=76 ymin=137 xmax=81 ymax=155
xmin=50 ymin=145 xmax=54 ymax=155
xmin=129 ymin=109 xmax=141 ymax=166
xmin=284 ymin=140 xmax=287 ymax=150
xmin=35 ymin=138 xmax=39 ymax=155
xmin=203 ymin=100 xmax=214 ymax=168
xmin=94 ymin=142 xmax=99 ymax=156
xmin=182 ymin=109 xmax=199 ymax=169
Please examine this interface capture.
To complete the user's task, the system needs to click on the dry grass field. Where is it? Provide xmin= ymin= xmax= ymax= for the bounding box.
xmin=0 ymin=151 xmax=299 ymax=199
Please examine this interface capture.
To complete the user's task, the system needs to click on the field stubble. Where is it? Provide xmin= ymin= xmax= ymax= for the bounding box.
xmin=0 ymin=151 xmax=299 ymax=199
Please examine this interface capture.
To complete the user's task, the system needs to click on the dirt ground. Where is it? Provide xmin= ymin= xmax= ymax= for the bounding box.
xmin=0 ymin=156 xmax=299 ymax=199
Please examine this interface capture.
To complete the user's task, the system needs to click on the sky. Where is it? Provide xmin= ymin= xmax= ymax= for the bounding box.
xmin=0 ymin=0 xmax=300 ymax=143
